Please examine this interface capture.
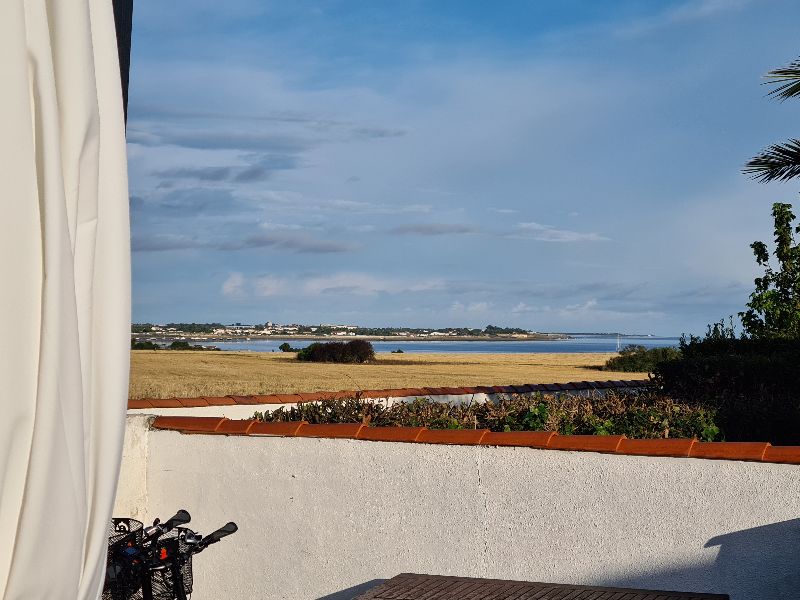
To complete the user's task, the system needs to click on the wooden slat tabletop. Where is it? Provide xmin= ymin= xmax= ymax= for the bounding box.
xmin=355 ymin=573 xmax=728 ymax=600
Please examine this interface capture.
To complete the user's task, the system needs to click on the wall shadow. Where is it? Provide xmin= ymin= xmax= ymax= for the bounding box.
xmin=316 ymin=579 xmax=386 ymax=600
xmin=318 ymin=519 xmax=800 ymax=600
xmin=585 ymin=518 xmax=800 ymax=599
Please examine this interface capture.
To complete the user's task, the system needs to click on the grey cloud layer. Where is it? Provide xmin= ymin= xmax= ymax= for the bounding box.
xmin=389 ymin=223 xmax=478 ymax=235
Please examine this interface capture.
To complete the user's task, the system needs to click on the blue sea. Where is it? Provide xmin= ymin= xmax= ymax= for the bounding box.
xmin=213 ymin=335 xmax=679 ymax=354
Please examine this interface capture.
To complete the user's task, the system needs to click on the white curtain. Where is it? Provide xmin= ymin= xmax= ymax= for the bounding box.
xmin=0 ymin=0 xmax=130 ymax=598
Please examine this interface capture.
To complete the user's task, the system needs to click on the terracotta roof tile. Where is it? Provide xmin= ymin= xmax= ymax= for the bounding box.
xmin=213 ymin=419 xmax=257 ymax=435
xmin=482 ymin=431 xmax=556 ymax=448
xmin=360 ymin=389 xmax=391 ymax=399
xmin=249 ymin=421 xmax=308 ymax=436
xmin=272 ymin=393 xmax=302 ymax=403
xmin=146 ymin=417 xmax=791 ymax=464
xmin=460 ymin=387 xmax=481 ymax=394
xmin=328 ymin=390 xmax=357 ymax=400
xmin=691 ymin=441 xmax=770 ymax=461
xmin=177 ymin=397 xmax=209 ymax=408
xmin=416 ymin=429 xmax=488 ymax=445
xmin=425 ymin=387 xmax=451 ymax=396
xmin=510 ymin=385 xmax=532 ymax=393
xmin=358 ymin=426 xmax=426 ymax=443
xmin=295 ymin=423 xmax=364 ymax=439
xmin=296 ymin=392 xmax=329 ymax=402
xmin=543 ymin=383 xmax=562 ymax=392
xmin=152 ymin=416 xmax=224 ymax=433
xmin=207 ymin=395 xmax=236 ymax=405
xmin=308 ymin=391 xmax=336 ymax=401
xmin=227 ymin=395 xmax=271 ymax=405
xmin=763 ymin=446 xmax=800 ymax=464
xmin=557 ymin=382 xmax=577 ymax=391
xmin=128 ymin=399 xmax=152 ymax=409
xmin=445 ymin=386 xmax=468 ymax=395
xmin=569 ymin=381 xmax=590 ymax=390
xmin=549 ymin=434 xmax=625 ymax=453
xmin=618 ymin=438 xmax=696 ymax=458
xmin=404 ymin=388 xmax=428 ymax=397
xmin=380 ymin=388 xmax=409 ymax=397
xmin=148 ymin=398 xmax=184 ymax=409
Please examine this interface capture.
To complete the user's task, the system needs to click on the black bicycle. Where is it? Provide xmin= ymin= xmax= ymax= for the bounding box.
xmin=103 ymin=509 xmax=237 ymax=600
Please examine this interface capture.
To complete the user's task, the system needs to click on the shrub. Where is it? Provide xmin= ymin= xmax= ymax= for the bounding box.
xmin=165 ymin=340 xmax=218 ymax=351
xmin=254 ymin=391 xmax=721 ymax=441
xmin=131 ymin=339 xmax=160 ymax=350
xmin=278 ymin=342 xmax=300 ymax=353
xmin=168 ymin=340 xmax=192 ymax=350
xmin=653 ymin=334 xmax=800 ymax=444
xmin=604 ymin=344 xmax=681 ymax=372
xmin=296 ymin=340 xmax=375 ymax=363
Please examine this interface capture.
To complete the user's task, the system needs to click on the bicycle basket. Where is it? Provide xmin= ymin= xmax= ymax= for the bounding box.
xmin=147 ymin=527 xmax=194 ymax=600
xmin=103 ymin=518 xmax=144 ymax=600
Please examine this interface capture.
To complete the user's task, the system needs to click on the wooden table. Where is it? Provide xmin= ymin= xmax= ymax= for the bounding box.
xmin=355 ymin=573 xmax=729 ymax=600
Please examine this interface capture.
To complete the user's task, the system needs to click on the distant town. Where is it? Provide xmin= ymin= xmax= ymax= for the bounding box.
xmin=131 ymin=322 xmax=571 ymax=342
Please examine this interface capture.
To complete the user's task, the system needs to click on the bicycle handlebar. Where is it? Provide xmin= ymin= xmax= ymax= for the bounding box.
xmin=143 ymin=509 xmax=191 ymax=542
xmin=197 ymin=522 xmax=237 ymax=550
xmin=162 ymin=509 xmax=191 ymax=531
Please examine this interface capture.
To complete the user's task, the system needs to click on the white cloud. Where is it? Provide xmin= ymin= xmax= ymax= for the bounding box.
xmin=302 ymin=273 xmax=444 ymax=296
xmin=513 ymin=222 xmax=609 ymax=243
xmin=616 ymin=0 xmax=752 ymax=37
xmin=221 ymin=272 xmax=245 ymax=297
xmin=450 ymin=301 xmax=490 ymax=313
xmin=224 ymin=272 xmax=446 ymax=299
xmin=252 ymin=276 xmax=288 ymax=297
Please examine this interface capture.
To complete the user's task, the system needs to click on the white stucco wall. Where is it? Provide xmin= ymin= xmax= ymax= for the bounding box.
xmin=115 ymin=416 xmax=800 ymax=600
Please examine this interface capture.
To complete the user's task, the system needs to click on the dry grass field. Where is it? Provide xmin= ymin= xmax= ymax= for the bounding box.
xmin=129 ymin=350 xmax=647 ymax=399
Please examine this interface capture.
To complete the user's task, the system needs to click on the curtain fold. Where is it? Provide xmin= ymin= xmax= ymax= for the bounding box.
xmin=0 ymin=0 xmax=131 ymax=598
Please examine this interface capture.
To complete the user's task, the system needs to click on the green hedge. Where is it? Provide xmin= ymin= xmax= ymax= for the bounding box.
xmin=653 ymin=337 xmax=800 ymax=444
xmin=254 ymin=392 xmax=720 ymax=441
xmin=296 ymin=340 xmax=375 ymax=363
xmin=604 ymin=344 xmax=681 ymax=372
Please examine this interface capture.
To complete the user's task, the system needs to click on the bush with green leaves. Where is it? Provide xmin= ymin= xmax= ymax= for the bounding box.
xmin=739 ymin=202 xmax=800 ymax=339
xmin=603 ymin=344 xmax=681 ymax=373
xmin=296 ymin=339 xmax=375 ymax=363
xmin=653 ymin=328 xmax=800 ymax=444
xmin=131 ymin=339 xmax=160 ymax=350
xmin=254 ymin=392 xmax=721 ymax=441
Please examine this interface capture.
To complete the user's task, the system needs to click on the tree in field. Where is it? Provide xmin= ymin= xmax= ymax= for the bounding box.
xmin=739 ymin=57 xmax=800 ymax=338
xmin=739 ymin=202 xmax=800 ymax=338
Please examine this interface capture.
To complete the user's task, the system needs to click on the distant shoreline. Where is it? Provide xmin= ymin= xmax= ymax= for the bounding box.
xmin=132 ymin=333 xmax=571 ymax=343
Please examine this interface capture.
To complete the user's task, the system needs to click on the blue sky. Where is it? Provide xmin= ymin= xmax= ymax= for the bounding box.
xmin=128 ymin=0 xmax=800 ymax=335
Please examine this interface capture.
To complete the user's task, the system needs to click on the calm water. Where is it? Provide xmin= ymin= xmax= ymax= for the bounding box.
xmin=213 ymin=335 xmax=679 ymax=354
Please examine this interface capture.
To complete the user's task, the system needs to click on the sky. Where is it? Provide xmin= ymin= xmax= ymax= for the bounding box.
xmin=128 ymin=0 xmax=800 ymax=335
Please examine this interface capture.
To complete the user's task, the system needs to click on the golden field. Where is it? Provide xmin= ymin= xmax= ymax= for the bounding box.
xmin=129 ymin=350 xmax=646 ymax=399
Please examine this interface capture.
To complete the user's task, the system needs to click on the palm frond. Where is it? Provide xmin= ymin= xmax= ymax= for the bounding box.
xmin=765 ymin=59 xmax=800 ymax=100
xmin=743 ymin=139 xmax=800 ymax=183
